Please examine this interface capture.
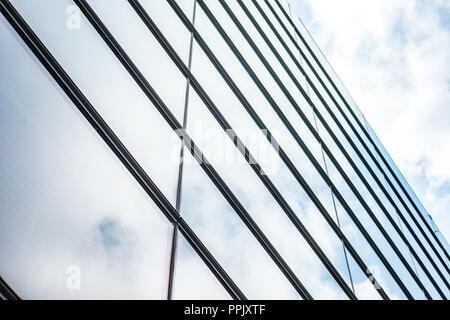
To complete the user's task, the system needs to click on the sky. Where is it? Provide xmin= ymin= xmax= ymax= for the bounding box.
xmin=288 ymin=0 xmax=450 ymax=244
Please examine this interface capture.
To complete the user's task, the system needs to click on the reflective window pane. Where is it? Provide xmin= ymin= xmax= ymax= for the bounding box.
xmin=1 ymin=0 xmax=447 ymax=301
xmin=184 ymin=81 xmax=348 ymax=299
xmin=172 ymin=233 xmax=231 ymax=300
xmin=11 ymin=0 xmax=181 ymax=206
xmin=0 ymin=16 xmax=171 ymax=299
xmin=89 ymin=0 xmax=189 ymax=122
xmin=180 ymin=151 xmax=301 ymax=299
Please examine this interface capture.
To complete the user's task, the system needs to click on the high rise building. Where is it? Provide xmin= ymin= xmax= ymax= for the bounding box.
xmin=0 ymin=0 xmax=448 ymax=300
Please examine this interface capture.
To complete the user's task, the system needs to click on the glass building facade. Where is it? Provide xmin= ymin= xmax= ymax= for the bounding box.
xmin=0 ymin=0 xmax=448 ymax=300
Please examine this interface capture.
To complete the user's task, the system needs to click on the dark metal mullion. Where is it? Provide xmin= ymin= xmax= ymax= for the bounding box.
xmin=139 ymin=0 xmax=362 ymax=300
xmin=274 ymin=0 xmax=450 ymax=263
xmin=268 ymin=0 xmax=450 ymax=283
xmin=167 ymin=0 xmax=394 ymax=300
xmin=168 ymin=0 xmax=391 ymax=301
xmin=217 ymin=0 xmax=415 ymax=299
xmin=187 ymin=0 xmax=393 ymax=299
xmin=288 ymin=4 xmax=355 ymax=294
xmin=249 ymin=0 xmax=447 ymax=297
xmin=177 ymin=219 xmax=246 ymax=300
xmin=371 ymin=131 xmax=423 ymax=290
xmin=0 ymin=276 xmax=20 ymax=300
xmin=75 ymin=0 xmax=312 ymax=300
xmin=0 ymin=0 xmax=245 ymax=301
xmin=213 ymin=0 xmax=415 ymax=300
xmin=247 ymin=0 xmax=449 ymax=294
xmin=167 ymin=222 xmax=178 ymax=300
xmin=266 ymin=0 xmax=450 ymax=286
xmin=167 ymin=0 xmax=198 ymax=301
xmin=272 ymin=0 xmax=450 ymax=264
xmin=128 ymin=0 xmax=339 ymax=300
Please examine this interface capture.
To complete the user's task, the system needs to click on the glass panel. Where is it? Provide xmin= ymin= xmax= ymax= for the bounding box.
xmin=312 ymin=76 xmax=450 ymax=291
xmin=174 ymin=0 xmax=195 ymax=21
xmin=367 ymin=123 xmax=450 ymax=272
xmin=315 ymin=95 xmax=450 ymax=289
xmin=184 ymin=78 xmax=347 ymax=299
xmin=205 ymin=0 xmax=317 ymax=130
xmin=192 ymin=0 xmax=448 ymax=299
xmin=346 ymin=254 xmax=382 ymax=300
xmin=244 ymin=0 xmax=304 ymax=94
xmin=277 ymin=4 xmax=450 ymax=289
xmin=0 ymin=16 xmax=171 ymax=299
xmin=274 ymin=16 xmax=450 ymax=294
xmin=172 ymin=232 xmax=231 ymax=300
xmin=326 ymin=156 xmax=428 ymax=299
xmin=180 ymin=151 xmax=301 ymax=299
xmin=88 ymin=0 xmax=189 ymax=123
xmin=370 ymin=139 xmax=449 ymax=298
xmin=192 ymin=1 xmax=382 ymax=298
xmin=241 ymin=1 xmax=428 ymax=296
xmin=11 ymin=0 xmax=181 ymax=206
xmin=287 ymin=5 xmax=370 ymax=150
xmin=267 ymin=0 xmax=296 ymax=48
xmin=188 ymin=8 xmax=356 ymax=298
xmin=330 ymin=201 xmax=407 ymax=300
xmin=139 ymin=0 xmax=193 ymax=64
xmin=276 ymin=0 xmax=291 ymax=16
xmin=263 ymin=0 xmax=378 ymax=187
xmin=249 ymin=0 xmax=449 ymax=297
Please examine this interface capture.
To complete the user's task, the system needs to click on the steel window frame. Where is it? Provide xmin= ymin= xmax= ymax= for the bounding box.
xmin=195 ymin=0 xmax=417 ymax=299
xmin=0 ymin=0 xmax=447 ymax=301
xmin=272 ymin=0 xmax=450 ymax=266
xmin=262 ymin=0 xmax=450 ymax=289
xmin=239 ymin=0 xmax=447 ymax=297
xmin=125 ymin=0 xmax=362 ymax=300
xmin=0 ymin=276 xmax=19 ymax=300
xmin=73 ymin=0 xmax=316 ymax=300
xmin=167 ymin=0 xmax=198 ymax=302
xmin=0 ymin=0 xmax=245 ymax=301
xmin=76 ymin=0 xmax=365 ymax=300
xmin=165 ymin=0 xmax=396 ymax=300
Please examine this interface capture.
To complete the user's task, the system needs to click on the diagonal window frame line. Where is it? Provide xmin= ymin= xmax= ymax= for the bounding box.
xmin=80 ymin=0 xmax=358 ymax=300
xmin=287 ymin=3 xmax=356 ymax=296
xmin=167 ymin=0 xmax=198 ymax=302
xmin=271 ymin=0 xmax=450 ymax=265
xmin=240 ymin=0 xmax=447 ymax=298
xmin=72 ymin=0 xmax=313 ymax=300
xmin=198 ymin=0 xmax=415 ymax=300
xmin=0 ymin=276 xmax=20 ymax=300
xmin=0 ymin=0 xmax=245 ymax=301
xmin=166 ymin=0 xmax=392 ymax=300
xmin=128 ymin=0 xmax=359 ymax=300
xmin=369 ymin=127 xmax=423 ymax=286
xmin=167 ymin=222 xmax=178 ymax=300
xmin=274 ymin=0 xmax=450 ymax=263
xmin=223 ymin=0 xmax=449 ymax=297
xmin=1 ymin=0 xmax=444 ymax=301
xmin=262 ymin=0 xmax=450 ymax=290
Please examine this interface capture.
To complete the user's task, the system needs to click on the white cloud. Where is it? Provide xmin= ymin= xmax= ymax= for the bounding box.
xmin=288 ymin=0 xmax=450 ymax=245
